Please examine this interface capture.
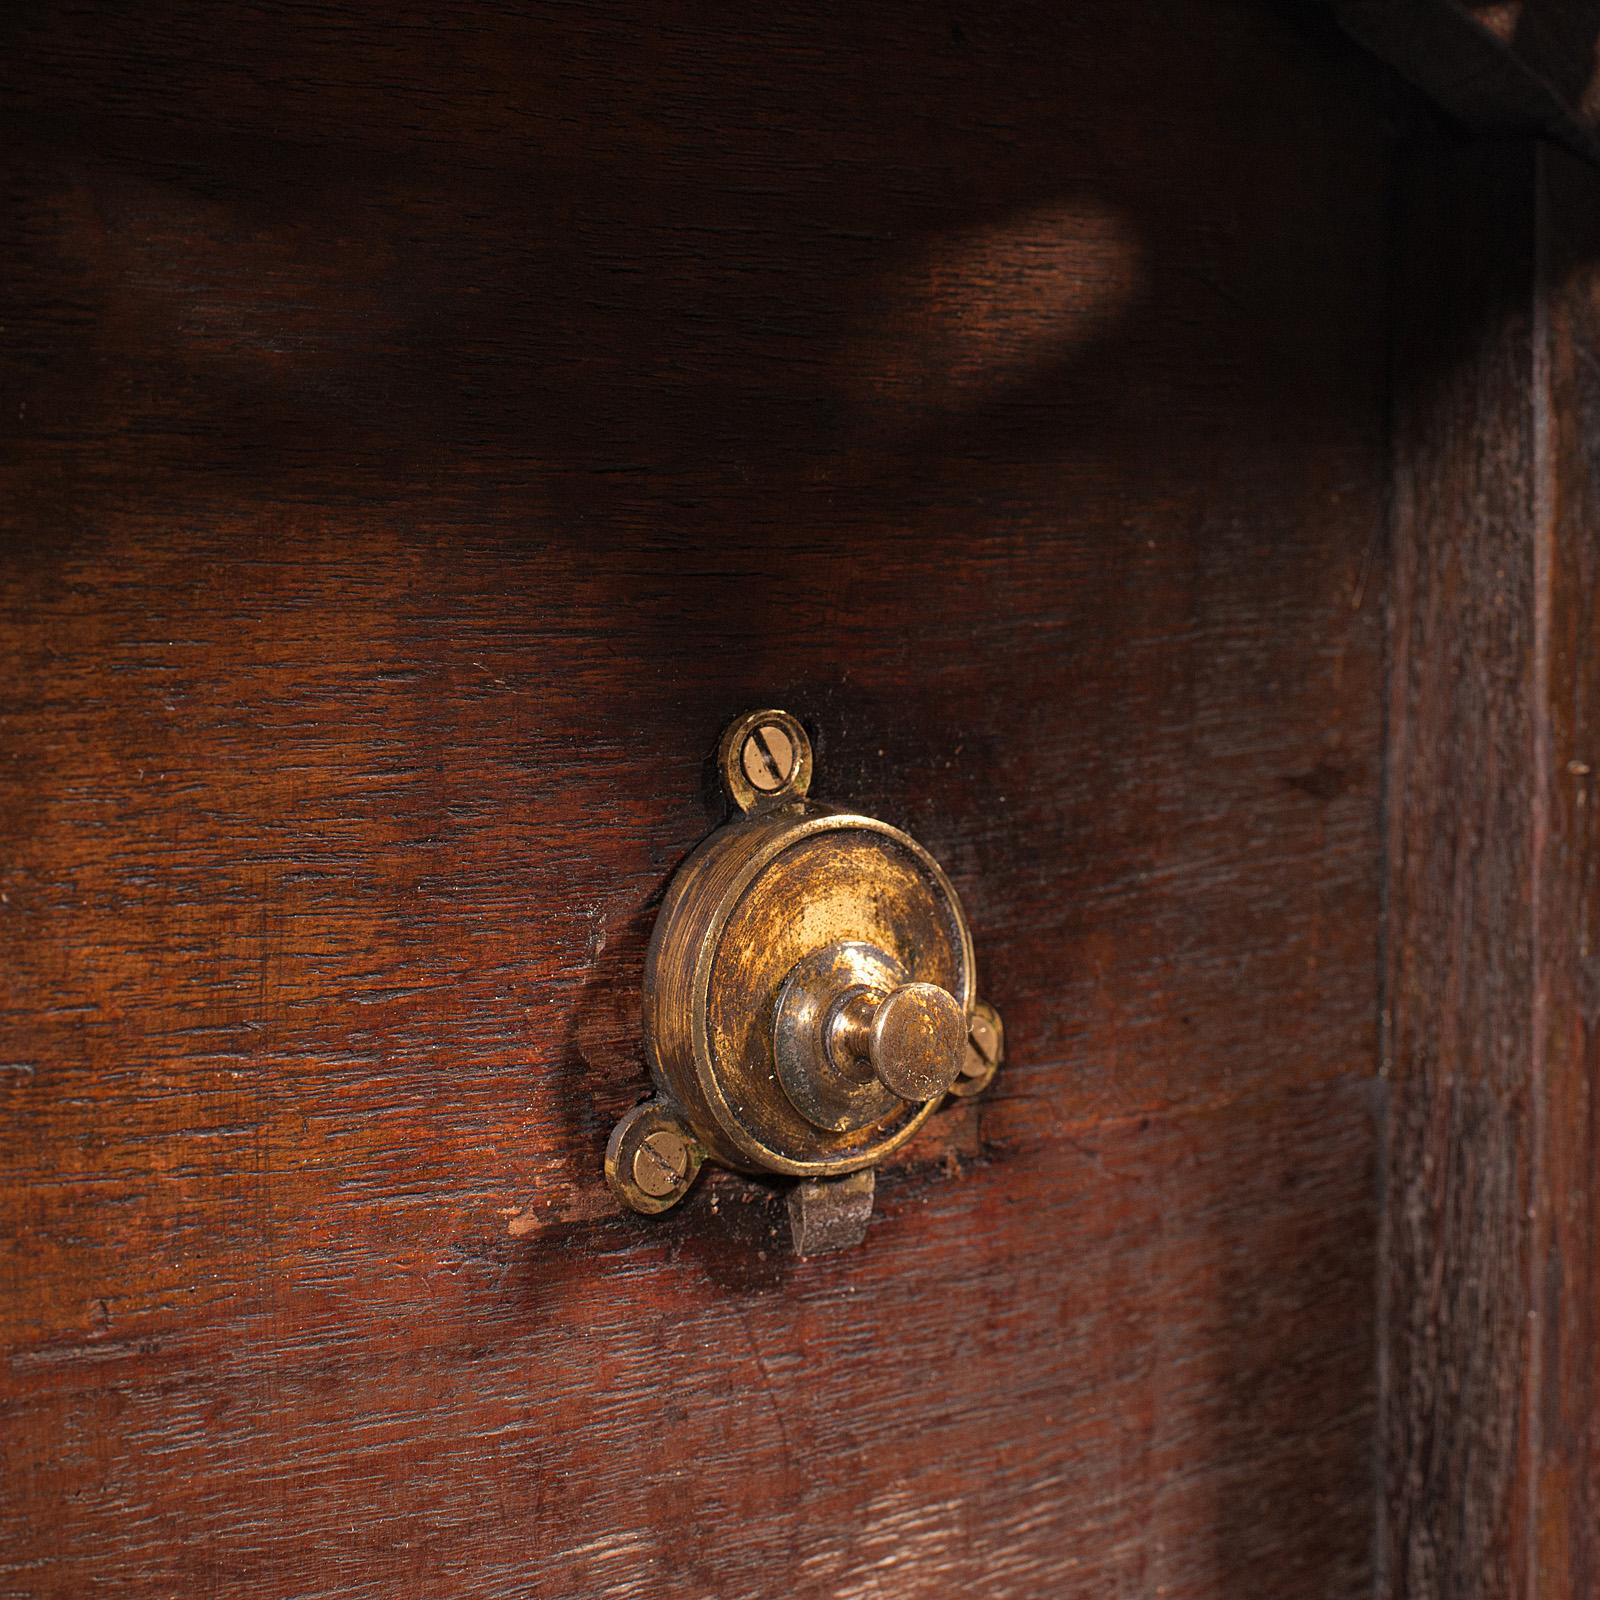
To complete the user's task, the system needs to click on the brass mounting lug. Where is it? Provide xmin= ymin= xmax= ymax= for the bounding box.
xmin=606 ymin=709 xmax=1004 ymax=1254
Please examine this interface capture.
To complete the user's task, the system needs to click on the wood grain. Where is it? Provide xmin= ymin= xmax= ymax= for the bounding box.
xmin=0 ymin=2 xmax=1390 ymax=1594
xmin=1381 ymin=138 xmax=1600 ymax=1600
xmin=1383 ymin=139 xmax=1543 ymax=1600
xmin=1531 ymin=145 xmax=1600 ymax=1600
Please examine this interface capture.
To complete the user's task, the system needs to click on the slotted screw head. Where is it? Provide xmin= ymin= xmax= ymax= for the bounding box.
xmin=741 ymin=721 xmax=796 ymax=792
xmin=949 ymin=1000 xmax=1004 ymax=1098
xmin=631 ymin=1127 xmax=690 ymax=1198
xmin=965 ymin=1011 xmax=1000 ymax=1074
xmin=717 ymin=709 xmax=812 ymax=814
xmin=605 ymin=1104 xmax=701 ymax=1214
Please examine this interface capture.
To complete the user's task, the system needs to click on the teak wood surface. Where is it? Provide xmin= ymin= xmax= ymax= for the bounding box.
xmin=8 ymin=1 xmax=1595 ymax=1597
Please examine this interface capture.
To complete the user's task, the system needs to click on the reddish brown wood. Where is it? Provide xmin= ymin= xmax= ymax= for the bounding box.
xmin=1381 ymin=139 xmax=1600 ymax=1600
xmin=1531 ymin=146 xmax=1600 ymax=1600
xmin=1382 ymin=140 xmax=1543 ymax=1600
xmin=0 ymin=3 xmax=1391 ymax=1595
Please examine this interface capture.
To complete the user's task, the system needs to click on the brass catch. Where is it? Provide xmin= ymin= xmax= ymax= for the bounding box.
xmin=605 ymin=709 xmax=1003 ymax=1252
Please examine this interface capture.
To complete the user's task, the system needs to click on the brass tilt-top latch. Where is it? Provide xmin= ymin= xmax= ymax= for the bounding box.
xmin=606 ymin=709 xmax=1003 ymax=1254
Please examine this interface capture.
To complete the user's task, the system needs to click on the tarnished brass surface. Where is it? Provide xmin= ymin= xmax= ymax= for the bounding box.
xmin=773 ymin=942 xmax=968 ymax=1131
xmin=608 ymin=709 xmax=1004 ymax=1248
xmin=836 ymin=980 xmax=968 ymax=1103
xmin=604 ymin=1101 xmax=704 ymax=1214
xmin=773 ymin=940 xmax=908 ymax=1133
xmin=716 ymin=707 xmax=813 ymax=816
xmin=949 ymin=999 xmax=1005 ymax=1099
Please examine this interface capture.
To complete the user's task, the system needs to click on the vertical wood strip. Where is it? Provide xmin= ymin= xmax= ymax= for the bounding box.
xmin=1532 ymin=143 xmax=1600 ymax=1600
xmin=1383 ymin=139 xmax=1541 ymax=1600
xmin=1384 ymin=138 xmax=1600 ymax=1600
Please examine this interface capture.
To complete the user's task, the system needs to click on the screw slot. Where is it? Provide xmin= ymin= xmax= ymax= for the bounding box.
xmin=949 ymin=1000 xmax=1004 ymax=1098
xmin=741 ymin=723 xmax=796 ymax=792
xmin=632 ymin=1128 xmax=690 ymax=1197
xmin=605 ymin=1104 xmax=701 ymax=1214
xmin=717 ymin=708 xmax=813 ymax=813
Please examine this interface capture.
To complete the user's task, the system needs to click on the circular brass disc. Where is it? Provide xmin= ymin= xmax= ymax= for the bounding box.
xmin=643 ymin=810 xmax=975 ymax=1177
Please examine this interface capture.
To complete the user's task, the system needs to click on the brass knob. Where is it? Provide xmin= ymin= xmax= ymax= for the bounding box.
xmin=772 ymin=940 xmax=968 ymax=1133
xmin=826 ymin=981 xmax=967 ymax=1103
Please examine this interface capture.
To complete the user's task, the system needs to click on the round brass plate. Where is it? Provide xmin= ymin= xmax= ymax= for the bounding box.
xmin=643 ymin=811 xmax=975 ymax=1177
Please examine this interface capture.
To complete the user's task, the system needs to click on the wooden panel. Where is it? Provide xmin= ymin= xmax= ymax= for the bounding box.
xmin=1381 ymin=139 xmax=1600 ymax=1600
xmin=1475 ymin=0 xmax=1600 ymax=129
xmin=1382 ymin=140 xmax=1543 ymax=1600
xmin=0 ymin=2 xmax=1390 ymax=1594
xmin=1532 ymin=146 xmax=1600 ymax=1600
xmin=3 ymin=1084 xmax=1378 ymax=1597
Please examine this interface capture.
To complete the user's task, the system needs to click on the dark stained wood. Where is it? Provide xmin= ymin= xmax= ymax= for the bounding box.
xmin=1381 ymin=138 xmax=1600 ymax=1600
xmin=1332 ymin=0 xmax=1600 ymax=159
xmin=0 ymin=3 xmax=1392 ymax=1595
xmin=1479 ymin=0 xmax=1600 ymax=126
xmin=1531 ymin=145 xmax=1600 ymax=1600
xmin=1382 ymin=139 xmax=1543 ymax=1600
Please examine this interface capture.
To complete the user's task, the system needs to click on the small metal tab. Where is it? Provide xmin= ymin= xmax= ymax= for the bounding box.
xmin=788 ymin=1170 xmax=876 ymax=1256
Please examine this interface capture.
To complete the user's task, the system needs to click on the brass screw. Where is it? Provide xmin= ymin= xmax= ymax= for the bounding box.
xmin=606 ymin=1105 xmax=701 ymax=1213
xmin=631 ymin=1127 xmax=690 ymax=1198
xmin=740 ymin=721 xmax=796 ymax=793
xmin=718 ymin=709 xmax=812 ymax=815
xmin=964 ymin=1010 xmax=1000 ymax=1077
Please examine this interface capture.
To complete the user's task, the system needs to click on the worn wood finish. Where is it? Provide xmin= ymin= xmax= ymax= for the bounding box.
xmin=1530 ymin=146 xmax=1600 ymax=1600
xmin=1 ymin=3 xmax=1390 ymax=1595
xmin=1383 ymin=139 xmax=1543 ymax=1600
xmin=1382 ymin=139 xmax=1600 ymax=1600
